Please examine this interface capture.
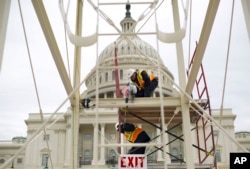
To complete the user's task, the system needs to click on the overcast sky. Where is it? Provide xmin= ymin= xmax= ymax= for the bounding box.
xmin=0 ymin=0 xmax=249 ymax=140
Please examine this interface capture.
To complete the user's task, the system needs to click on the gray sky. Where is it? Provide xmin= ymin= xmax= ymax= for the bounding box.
xmin=0 ymin=0 xmax=250 ymax=140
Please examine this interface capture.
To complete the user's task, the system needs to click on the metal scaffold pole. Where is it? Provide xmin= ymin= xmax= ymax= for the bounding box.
xmin=71 ymin=0 xmax=83 ymax=169
xmin=172 ymin=1 xmax=195 ymax=169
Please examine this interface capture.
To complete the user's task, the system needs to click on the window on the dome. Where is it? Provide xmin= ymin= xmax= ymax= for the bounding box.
xmin=105 ymin=72 xmax=108 ymax=82
xmin=120 ymin=70 xmax=123 ymax=79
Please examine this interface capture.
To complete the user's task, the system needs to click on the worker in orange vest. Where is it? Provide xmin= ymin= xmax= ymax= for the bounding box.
xmin=126 ymin=69 xmax=158 ymax=97
xmin=115 ymin=122 xmax=150 ymax=154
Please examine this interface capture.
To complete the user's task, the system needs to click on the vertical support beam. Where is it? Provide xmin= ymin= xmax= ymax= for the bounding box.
xmin=156 ymin=127 xmax=163 ymax=161
xmin=114 ymin=43 xmax=120 ymax=98
xmin=0 ymin=0 xmax=11 ymax=71
xmin=114 ymin=42 xmax=122 ymax=153
xmin=92 ymin=118 xmax=99 ymax=165
xmin=160 ymin=76 xmax=169 ymax=169
xmin=93 ymin=2 xmax=100 ymax=166
xmin=172 ymin=1 xmax=195 ymax=169
xmin=71 ymin=0 xmax=83 ymax=169
xmin=100 ymin=123 xmax=106 ymax=164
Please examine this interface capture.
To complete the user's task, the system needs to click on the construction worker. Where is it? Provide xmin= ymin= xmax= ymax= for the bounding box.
xmin=115 ymin=122 xmax=150 ymax=154
xmin=126 ymin=69 xmax=158 ymax=97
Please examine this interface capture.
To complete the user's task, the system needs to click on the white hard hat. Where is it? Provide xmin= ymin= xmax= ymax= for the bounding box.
xmin=115 ymin=122 xmax=119 ymax=131
xmin=127 ymin=69 xmax=135 ymax=79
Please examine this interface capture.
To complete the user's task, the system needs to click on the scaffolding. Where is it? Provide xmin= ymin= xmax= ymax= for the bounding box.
xmin=2 ymin=0 xmax=248 ymax=169
xmin=75 ymin=1 xmax=220 ymax=169
xmin=35 ymin=0 xmax=220 ymax=169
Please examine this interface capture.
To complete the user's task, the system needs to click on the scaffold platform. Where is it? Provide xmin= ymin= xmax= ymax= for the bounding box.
xmin=92 ymin=97 xmax=207 ymax=124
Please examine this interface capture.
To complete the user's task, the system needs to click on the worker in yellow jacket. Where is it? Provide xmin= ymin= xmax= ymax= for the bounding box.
xmin=115 ymin=122 xmax=150 ymax=154
xmin=126 ymin=69 xmax=158 ymax=97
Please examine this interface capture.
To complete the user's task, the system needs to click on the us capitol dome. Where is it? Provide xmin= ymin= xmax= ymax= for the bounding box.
xmin=81 ymin=2 xmax=178 ymax=99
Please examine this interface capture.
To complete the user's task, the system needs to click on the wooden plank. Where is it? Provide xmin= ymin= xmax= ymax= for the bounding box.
xmin=82 ymin=97 xmax=207 ymax=124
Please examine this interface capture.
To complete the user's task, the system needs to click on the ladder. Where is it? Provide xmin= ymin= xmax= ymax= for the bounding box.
xmin=187 ymin=43 xmax=217 ymax=169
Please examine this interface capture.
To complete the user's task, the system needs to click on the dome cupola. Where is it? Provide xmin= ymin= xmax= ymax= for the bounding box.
xmin=120 ymin=2 xmax=136 ymax=33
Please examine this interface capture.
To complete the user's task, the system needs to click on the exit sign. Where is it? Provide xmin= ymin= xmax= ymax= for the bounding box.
xmin=118 ymin=155 xmax=147 ymax=169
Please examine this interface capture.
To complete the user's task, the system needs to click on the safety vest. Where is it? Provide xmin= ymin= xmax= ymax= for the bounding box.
xmin=124 ymin=127 xmax=143 ymax=143
xmin=133 ymin=70 xmax=156 ymax=89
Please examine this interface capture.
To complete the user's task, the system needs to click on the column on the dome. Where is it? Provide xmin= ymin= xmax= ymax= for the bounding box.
xmin=64 ymin=124 xmax=71 ymax=167
xmin=92 ymin=122 xmax=99 ymax=165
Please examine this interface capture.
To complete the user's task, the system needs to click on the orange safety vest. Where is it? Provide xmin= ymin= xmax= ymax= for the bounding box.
xmin=132 ymin=70 xmax=156 ymax=89
xmin=124 ymin=127 xmax=143 ymax=143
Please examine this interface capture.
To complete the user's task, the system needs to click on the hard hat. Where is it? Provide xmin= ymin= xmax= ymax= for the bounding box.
xmin=127 ymin=69 xmax=135 ymax=79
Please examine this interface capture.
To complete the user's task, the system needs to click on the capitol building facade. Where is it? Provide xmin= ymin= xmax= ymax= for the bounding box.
xmin=0 ymin=109 xmax=241 ymax=169
xmin=0 ymin=2 xmax=249 ymax=169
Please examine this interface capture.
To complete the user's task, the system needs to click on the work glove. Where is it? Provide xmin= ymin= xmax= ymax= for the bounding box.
xmin=127 ymin=82 xmax=137 ymax=95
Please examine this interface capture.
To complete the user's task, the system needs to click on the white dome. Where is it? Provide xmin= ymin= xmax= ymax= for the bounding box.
xmin=99 ymin=35 xmax=163 ymax=64
xmin=81 ymin=2 xmax=177 ymax=99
